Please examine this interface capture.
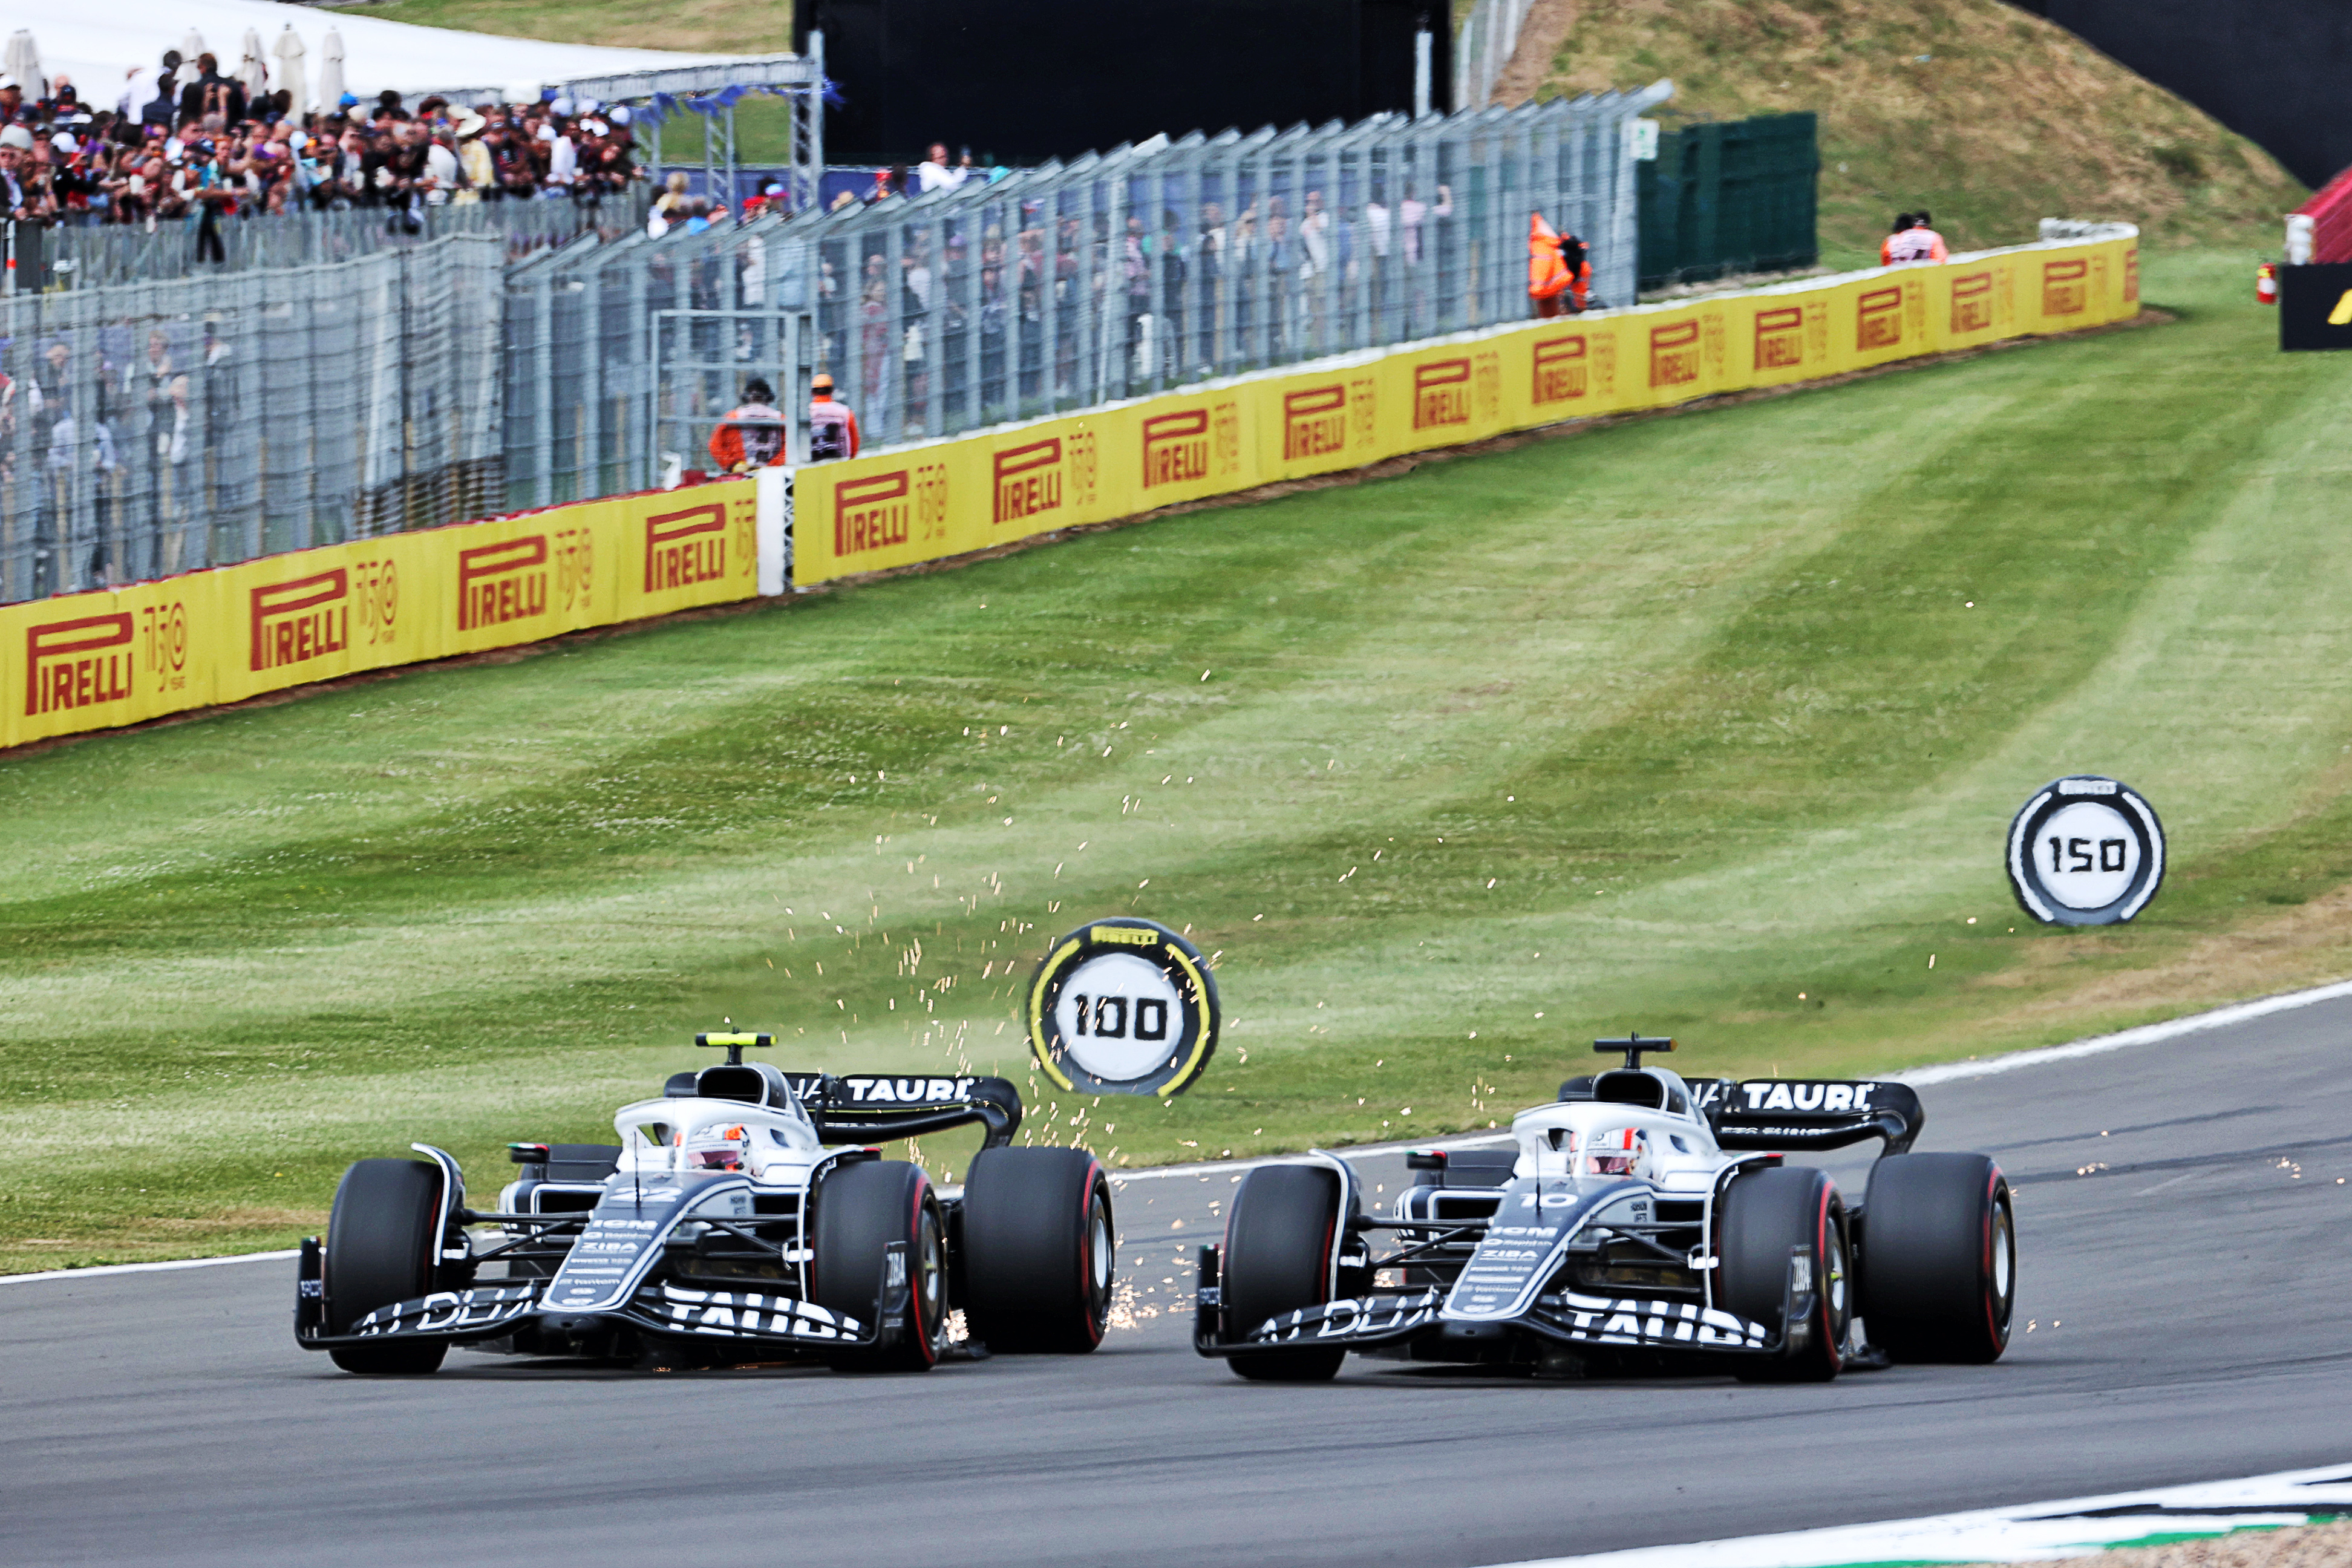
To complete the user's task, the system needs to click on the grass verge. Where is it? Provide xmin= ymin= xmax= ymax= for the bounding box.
xmin=5 ymin=250 xmax=2350 ymax=1273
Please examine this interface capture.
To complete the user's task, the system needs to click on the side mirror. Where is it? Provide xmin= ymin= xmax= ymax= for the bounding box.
xmin=508 ymin=1142 xmax=550 ymax=1165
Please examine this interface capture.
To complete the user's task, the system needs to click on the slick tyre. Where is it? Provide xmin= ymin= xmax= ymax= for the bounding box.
xmin=811 ymin=1160 xmax=947 ymax=1372
xmin=1859 ymin=1152 xmax=2014 ymax=1364
xmin=960 ymin=1146 xmax=1114 ymax=1354
xmin=1221 ymin=1163 xmax=1347 ymax=1383
xmin=324 ymin=1158 xmax=449 ymax=1375
xmin=1719 ymin=1165 xmax=1849 ymax=1383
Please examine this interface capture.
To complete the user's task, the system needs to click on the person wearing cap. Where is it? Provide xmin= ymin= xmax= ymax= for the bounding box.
xmin=709 ymin=379 xmax=790 ymax=473
xmin=809 ymin=373 xmax=859 ymax=462
xmin=0 ymin=124 xmax=36 ymax=222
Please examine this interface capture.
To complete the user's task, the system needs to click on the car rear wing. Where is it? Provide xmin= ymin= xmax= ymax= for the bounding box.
xmin=780 ymin=1073 xmax=1023 ymax=1149
xmin=1693 ymin=1078 xmax=1922 ymax=1156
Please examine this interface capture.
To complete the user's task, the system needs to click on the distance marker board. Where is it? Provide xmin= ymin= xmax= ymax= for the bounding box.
xmin=1025 ymin=918 xmax=1220 ymax=1097
xmin=2006 ymin=776 xmax=2166 ymax=926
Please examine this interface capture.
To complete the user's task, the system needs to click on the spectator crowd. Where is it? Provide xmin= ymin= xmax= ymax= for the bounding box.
xmin=0 ymin=49 xmax=645 ymax=230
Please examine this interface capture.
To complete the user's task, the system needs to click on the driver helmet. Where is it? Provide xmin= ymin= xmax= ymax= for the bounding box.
xmin=681 ymin=1123 xmax=750 ymax=1172
xmin=1581 ymin=1126 xmax=1651 ymax=1180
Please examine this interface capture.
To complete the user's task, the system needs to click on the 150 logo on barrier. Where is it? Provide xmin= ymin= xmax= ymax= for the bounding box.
xmin=2006 ymin=776 xmax=2165 ymax=926
xmin=1025 ymin=917 xmax=1220 ymax=1096
xmin=139 ymin=601 xmax=190 ymax=694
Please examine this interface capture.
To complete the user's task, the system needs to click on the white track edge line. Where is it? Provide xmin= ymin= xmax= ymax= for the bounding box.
xmin=0 ymin=1249 xmax=299 ymax=1286
xmin=1890 ymin=977 xmax=2352 ymax=1086
xmin=13 ymin=974 xmax=2351 ymax=1284
xmin=1466 ymin=1459 xmax=2352 ymax=1568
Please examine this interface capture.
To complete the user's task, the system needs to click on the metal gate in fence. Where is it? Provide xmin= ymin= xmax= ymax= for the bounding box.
xmin=651 ymin=306 xmax=811 ymax=487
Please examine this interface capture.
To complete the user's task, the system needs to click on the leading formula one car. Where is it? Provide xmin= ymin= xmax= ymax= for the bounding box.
xmin=295 ymin=1031 xmax=1114 ymax=1374
xmin=1195 ymin=1035 xmax=2013 ymax=1381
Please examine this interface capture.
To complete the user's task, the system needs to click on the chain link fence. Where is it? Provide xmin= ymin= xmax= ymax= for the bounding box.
xmin=4 ymin=94 xmax=1670 ymax=602
xmin=0 ymin=234 xmax=502 ymax=604
xmin=29 ymin=192 xmax=648 ymax=290
xmin=501 ymin=89 xmax=1668 ymax=503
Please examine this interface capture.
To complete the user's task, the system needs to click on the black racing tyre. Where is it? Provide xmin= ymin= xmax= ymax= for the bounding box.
xmin=1859 ymin=1152 xmax=2014 ymax=1365
xmin=1221 ymin=1163 xmax=1347 ymax=1383
xmin=960 ymin=1146 xmax=1114 ymax=1354
xmin=1718 ymin=1165 xmax=1849 ymax=1383
xmin=324 ymin=1158 xmax=449 ymax=1376
xmin=811 ymin=1160 xmax=947 ymax=1372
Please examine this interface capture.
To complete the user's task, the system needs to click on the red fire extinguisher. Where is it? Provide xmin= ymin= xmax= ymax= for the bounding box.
xmin=2258 ymin=261 xmax=2279 ymax=305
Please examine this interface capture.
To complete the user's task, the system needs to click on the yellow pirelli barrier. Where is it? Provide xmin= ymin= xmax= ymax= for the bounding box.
xmin=1 ymin=227 xmax=2136 ymax=750
xmin=792 ymin=228 xmax=2138 ymax=589
xmin=0 ymin=479 xmax=756 ymax=751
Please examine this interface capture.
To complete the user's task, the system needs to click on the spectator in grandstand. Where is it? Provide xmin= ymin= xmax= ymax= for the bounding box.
xmin=454 ymin=109 xmax=492 ymax=204
xmin=1883 ymin=211 xmax=1949 ymax=264
xmin=916 ymin=142 xmax=964 ymax=194
xmin=709 ymin=379 xmax=789 ymax=472
xmin=809 ymin=373 xmax=860 ymax=462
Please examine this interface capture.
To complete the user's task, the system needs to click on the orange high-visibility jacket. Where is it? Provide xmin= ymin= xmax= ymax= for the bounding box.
xmin=1529 ymin=213 xmax=1592 ymax=306
xmin=709 ymin=403 xmax=789 ymax=470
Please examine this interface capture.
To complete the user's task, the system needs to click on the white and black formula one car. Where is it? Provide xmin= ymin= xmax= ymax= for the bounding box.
xmin=1195 ymin=1035 xmax=2014 ymax=1382
xmin=295 ymin=1031 xmax=1114 ymax=1375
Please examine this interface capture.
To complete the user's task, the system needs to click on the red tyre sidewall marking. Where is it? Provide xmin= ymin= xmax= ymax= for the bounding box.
xmin=1815 ymin=1178 xmax=1843 ymax=1373
xmin=1077 ymin=1158 xmax=1106 ymax=1348
xmin=908 ymin=1173 xmax=938 ymax=1365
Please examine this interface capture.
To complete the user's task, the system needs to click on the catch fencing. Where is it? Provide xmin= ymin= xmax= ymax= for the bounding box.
xmin=0 ymin=235 xmax=502 ymax=605
xmin=2 ymin=95 xmax=1665 ymax=602
xmin=502 ymin=88 xmax=1670 ymax=507
xmin=24 ymin=192 xmax=648 ymax=290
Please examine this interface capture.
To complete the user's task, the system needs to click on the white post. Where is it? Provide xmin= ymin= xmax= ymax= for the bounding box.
xmin=2286 ymin=213 xmax=2314 ymax=265
xmin=1414 ymin=28 xmax=1432 ymax=117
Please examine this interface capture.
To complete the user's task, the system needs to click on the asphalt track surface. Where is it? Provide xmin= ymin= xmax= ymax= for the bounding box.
xmin=7 ymin=1001 xmax=2351 ymax=1568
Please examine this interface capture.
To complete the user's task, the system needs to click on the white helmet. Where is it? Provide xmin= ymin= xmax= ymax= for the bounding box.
xmin=1581 ymin=1126 xmax=1651 ymax=1180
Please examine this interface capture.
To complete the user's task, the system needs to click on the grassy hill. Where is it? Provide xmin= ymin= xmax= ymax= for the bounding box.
xmin=374 ymin=0 xmax=2305 ymax=256
xmin=8 ymin=252 xmax=2352 ymax=1272
xmin=1530 ymin=0 xmax=2307 ymax=264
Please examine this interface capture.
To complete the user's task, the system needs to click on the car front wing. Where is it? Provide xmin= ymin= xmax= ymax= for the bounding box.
xmin=1194 ymin=1247 xmax=1794 ymax=1361
xmin=295 ymin=1237 xmax=913 ymax=1355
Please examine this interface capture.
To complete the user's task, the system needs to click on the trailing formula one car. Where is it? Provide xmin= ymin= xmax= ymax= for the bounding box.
xmin=1195 ymin=1035 xmax=2013 ymax=1382
xmin=295 ymin=1031 xmax=1114 ymax=1375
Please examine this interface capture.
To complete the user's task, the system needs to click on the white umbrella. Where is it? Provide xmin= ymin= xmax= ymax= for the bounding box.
xmin=237 ymin=27 xmax=266 ymax=102
xmin=180 ymin=29 xmax=205 ymax=67
xmin=272 ymin=25 xmax=307 ymax=116
xmin=316 ymin=28 xmax=344 ymax=113
xmin=5 ymin=30 xmax=45 ymax=98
